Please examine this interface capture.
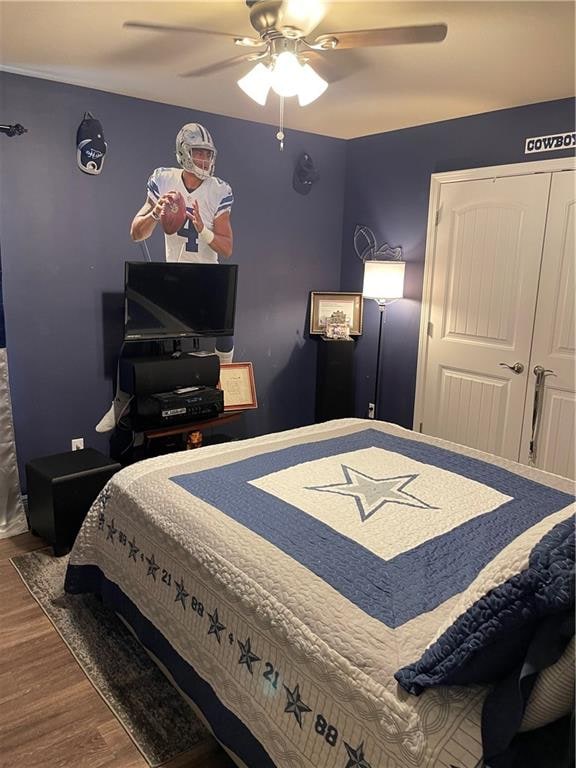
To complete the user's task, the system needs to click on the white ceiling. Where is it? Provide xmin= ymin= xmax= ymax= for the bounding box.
xmin=1 ymin=1 xmax=574 ymax=139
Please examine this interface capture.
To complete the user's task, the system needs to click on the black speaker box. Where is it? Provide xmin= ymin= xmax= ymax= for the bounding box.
xmin=119 ymin=354 xmax=220 ymax=396
xmin=315 ymin=339 xmax=355 ymax=423
xmin=25 ymin=448 xmax=121 ymax=556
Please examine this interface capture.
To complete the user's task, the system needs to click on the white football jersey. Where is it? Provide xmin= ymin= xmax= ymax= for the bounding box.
xmin=146 ymin=167 xmax=233 ymax=263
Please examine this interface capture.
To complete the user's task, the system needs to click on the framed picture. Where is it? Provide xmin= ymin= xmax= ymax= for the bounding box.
xmin=218 ymin=363 xmax=258 ymax=411
xmin=309 ymin=292 xmax=363 ymax=336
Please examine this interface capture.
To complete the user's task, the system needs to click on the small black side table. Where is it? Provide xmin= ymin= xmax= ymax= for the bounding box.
xmin=25 ymin=448 xmax=121 ymax=556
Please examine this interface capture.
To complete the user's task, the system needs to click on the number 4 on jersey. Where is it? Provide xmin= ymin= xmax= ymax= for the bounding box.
xmin=177 ymin=211 xmax=199 ymax=253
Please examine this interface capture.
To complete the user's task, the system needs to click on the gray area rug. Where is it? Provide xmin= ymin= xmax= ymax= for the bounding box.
xmin=11 ymin=549 xmax=212 ymax=767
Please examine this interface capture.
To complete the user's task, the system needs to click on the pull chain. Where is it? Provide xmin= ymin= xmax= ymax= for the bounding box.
xmin=276 ymin=96 xmax=285 ymax=151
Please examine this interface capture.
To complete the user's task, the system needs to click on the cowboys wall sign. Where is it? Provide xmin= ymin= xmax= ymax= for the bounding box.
xmin=524 ymin=131 xmax=575 ymax=154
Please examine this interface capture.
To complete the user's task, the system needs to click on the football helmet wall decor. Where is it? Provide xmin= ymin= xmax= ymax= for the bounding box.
xmin=293 ymin=152 xmax=319 ymax=195
xmin=76 ymin=112 xmax=107 ymax=175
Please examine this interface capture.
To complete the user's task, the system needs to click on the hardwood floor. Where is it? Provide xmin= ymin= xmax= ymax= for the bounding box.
xmin=0 ymin=532 xmax=235 ymax=768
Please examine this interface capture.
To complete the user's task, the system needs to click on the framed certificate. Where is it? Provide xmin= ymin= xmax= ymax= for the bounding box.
xmin=219 ymin=363 xmax=258 ymax=411
xmin=309 ymin=292 xmax=363 ymax=336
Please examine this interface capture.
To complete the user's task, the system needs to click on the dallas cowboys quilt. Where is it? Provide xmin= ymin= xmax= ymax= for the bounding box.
xmin=65 ymin=419 xmax=575 ymax=768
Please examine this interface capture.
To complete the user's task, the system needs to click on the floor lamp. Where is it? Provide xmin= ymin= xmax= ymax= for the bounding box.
xmin=362 ymin=260 xmax=406 ymax=419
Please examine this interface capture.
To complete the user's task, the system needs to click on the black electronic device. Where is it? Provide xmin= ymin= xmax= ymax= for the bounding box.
xmin=315 ymin=338 xmax=355 ymax=422
xmin=119 ymin=353 xmax=220 ymax=396
xmin=25 ymin=449 xmax=121 ymax=556
xmin=132 ymin=386 xmax=224 ymax=429
xmin=124 ymin=262 xmax=238 ymax=341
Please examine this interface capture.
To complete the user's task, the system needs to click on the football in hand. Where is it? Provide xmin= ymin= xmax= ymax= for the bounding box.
xmin=161 ymin=192 xmax=187 ymax=235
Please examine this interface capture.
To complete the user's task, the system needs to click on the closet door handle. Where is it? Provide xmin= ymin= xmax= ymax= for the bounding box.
xmin=499 ymin=361 xmax=524 ymax=374
xmin=529 ymin=366 xmax=555 ymax=464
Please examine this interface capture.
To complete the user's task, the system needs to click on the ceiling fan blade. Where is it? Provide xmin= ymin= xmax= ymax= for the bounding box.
xmin=179 ymin=53 xmax=263 ymax=79
xmin=311 ymin=23 xmax=448 ymax=51
xmin=303 ymin=50 xmax=366 ymax=84
xmin=124 ymin=20 xmax=259 ymax=44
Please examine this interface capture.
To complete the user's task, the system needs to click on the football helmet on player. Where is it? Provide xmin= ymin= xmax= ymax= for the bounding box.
xmin=176 ymin=123 xmax=217 ymax=179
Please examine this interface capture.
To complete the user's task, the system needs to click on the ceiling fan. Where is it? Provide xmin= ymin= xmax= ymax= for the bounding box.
xmin=125 ymin=0 xmax=447 ymax=148
xmin=124 ymin=0 xmax=448 ymax=87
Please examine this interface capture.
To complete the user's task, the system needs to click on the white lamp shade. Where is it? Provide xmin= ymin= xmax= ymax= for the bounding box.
xmin=362 ymin=260 xmax=406 ymax=300
xmin=297 ymin=63 xmax=328 ymax=106
xmin=270 ymin=51 xmax=302 ymax=97
xmin=237 ymin=63 xmax=272 ymax=105
xmin=238 ymin=52 xmax=327 ymax=107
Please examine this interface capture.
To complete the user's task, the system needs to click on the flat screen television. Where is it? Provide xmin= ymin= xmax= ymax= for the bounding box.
xmin=124 ymin=262 xmax=238 ymax=341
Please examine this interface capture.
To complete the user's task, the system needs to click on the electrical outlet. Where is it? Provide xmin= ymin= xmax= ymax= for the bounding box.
xmin=71 ymin=437 xmax=84 ymax=451
xmin=367 ymin=402 xmax=375 ymax=419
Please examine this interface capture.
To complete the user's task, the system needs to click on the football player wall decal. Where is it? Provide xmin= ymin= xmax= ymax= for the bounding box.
xmin=95 ymin=123 xmax=236 ymax=435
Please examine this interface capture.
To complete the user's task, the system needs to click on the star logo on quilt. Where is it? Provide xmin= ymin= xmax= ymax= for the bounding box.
xmin=237 ymin=637 xmax=261 ymax=674
xmin=106 ymin=518 xmax=117 ymax=542
xmin=207 ymin=608 xmax=226 ymax=643
xmin=283 ymin=683 xmax=311 ymax=727
xmin=174 ymin=578 xmax=189 ymax=608
xmin=145 ymin=553 xmax=160 ymax=580
xmin=343 ymin=740 xmax=372 ymax=768
xmin=309 ymin=466 xmax=438 ymax=522
xmin=128 ymin=537 xmax=140 ymax=561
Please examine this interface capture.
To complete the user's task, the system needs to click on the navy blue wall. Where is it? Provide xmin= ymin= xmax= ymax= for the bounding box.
xmin=341 ymin=98 xmax=576 ymax=428
xmin=2 ymin=71 xmax=573 ymax=490
xmin=0 ymin=73 xmax=346 ymax=485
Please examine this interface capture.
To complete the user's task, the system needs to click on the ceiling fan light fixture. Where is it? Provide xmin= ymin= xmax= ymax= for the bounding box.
xmin=296 ymin=63 xmax=328 ymax=106
xmin=270 ymin=51 xmax=302 ymax=97
xmin=278 ymin=0 xmax=326 ymax=37
xmin=237 ymin=62 xmax=272 ymax=105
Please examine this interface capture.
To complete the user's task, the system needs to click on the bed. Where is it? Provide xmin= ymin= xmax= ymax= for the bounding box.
xmin=65 ymin=418 xmax=575 ymax=768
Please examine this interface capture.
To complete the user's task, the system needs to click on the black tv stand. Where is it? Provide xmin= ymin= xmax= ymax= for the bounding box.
xmin=111 ymin=411 xmax=241 ymax=465
xmin=169 ymin=337 xmax=201 ymax=359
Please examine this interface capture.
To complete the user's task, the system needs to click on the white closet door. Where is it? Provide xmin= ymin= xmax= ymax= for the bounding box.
xmin=421 ymin=173 xmax=551 ymax=460
xmin=519 ymin=170 xmax=576 ymax=478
